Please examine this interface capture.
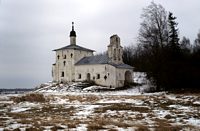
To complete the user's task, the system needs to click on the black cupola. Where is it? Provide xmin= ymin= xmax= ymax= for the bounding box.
xmin=70 ymin=22 xmax=76 ymax=37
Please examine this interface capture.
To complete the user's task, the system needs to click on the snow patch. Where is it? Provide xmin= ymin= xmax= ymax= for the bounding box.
xmin=186 ymin=118 xmax=200 ymax=127
xmin=83 ymin=85 xmax=107 ymax=91
xmin=97 ymin=99 xmax=144 ymax=105
xmin=193 ymin=101 xmax=200 ymax=105
xmin=133 ymin=72 xmax=147 ymax=84
xmin=76 ymin=105 xmax=99 ymax=117
xmin=34 ymin=72 xmax=154 ymax=95
xmin=11 ymin=107 xmax=31 ymax=113
xmin=76 ymin=124 xmax=87 ymax=131
xmin=153 ymin=110 xmax=171 ymax=118
xmin=10 ymin=102 xmax=40 ymax=113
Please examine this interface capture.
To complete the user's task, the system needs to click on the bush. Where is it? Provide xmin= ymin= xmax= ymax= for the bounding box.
xmin=11 ymin=93 xmax=46 ymax=103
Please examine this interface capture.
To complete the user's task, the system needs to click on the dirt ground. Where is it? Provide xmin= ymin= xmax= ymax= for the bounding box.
xmin=0 ymin=92 xmax=200 ymax=131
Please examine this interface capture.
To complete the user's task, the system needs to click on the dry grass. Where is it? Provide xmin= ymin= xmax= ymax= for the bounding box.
xmin=25 ymin=127 xmax=43 ymax=131
xmin=67 ymin=123 xmax=77 ymax=128
xmin=136 ymin=125 xmax=150 ymax=131
xmin=87 ymin=114 xmax=132 ymax=129
xmin=108 ymin=129 xmax=118 ymax=131
xmin=87 ymin=123 xmax=106 ymax=130
xmin=11 ymin=93 xmax=46 ymax=103
xmin=7 ymin=112 xmax=29 ymax=119
xmin=50 ymin=126 xmax=65 ymax=131
xmin=153 ymin=118 xmax=180 ymax=131
xmin=1 ymin=93 xmax=200 ymax=130
xmin=5 ymin=104 xmax=77 ymax=129
xmin=94 ymin=103 xmax=149 ymax=113
xmin=155 ymin=126 xmax=181 ymax=131
xmin=62 ymin=94 xmax=101 ymax=103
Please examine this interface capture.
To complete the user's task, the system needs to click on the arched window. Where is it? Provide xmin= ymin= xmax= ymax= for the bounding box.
xmin=63 ymin=61 xmax=66 ymax=66
xmin=61 ymin=72 xmax=64 ymax=77
xmin=57 ymin=55 xmax=60 ymax=60
xmin=97 ymin=74 xmax=100 ymax=79
xmin=70 ymin=53 xmax=73 ymax=58
xmin=78 ymin=74 xmax=81 ymax=79
xmin=63 ymin=55 xmax=66 ymax=59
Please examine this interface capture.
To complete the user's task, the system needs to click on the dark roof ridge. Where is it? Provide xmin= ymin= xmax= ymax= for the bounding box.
xmin=53 ymin=44 xmax=95 ymax=52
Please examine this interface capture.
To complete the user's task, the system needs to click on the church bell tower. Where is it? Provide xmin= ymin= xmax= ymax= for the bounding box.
xmin=107 ymin=35 xmax=123 ymax=64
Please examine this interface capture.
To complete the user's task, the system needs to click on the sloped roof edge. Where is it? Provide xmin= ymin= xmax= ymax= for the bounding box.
xmin=53 ymin=44 xmax=95 ymax=52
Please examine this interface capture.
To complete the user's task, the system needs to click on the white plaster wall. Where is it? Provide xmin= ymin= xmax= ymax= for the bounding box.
xmin=52 ymin=64 xmax=56 ymax=82
xmin=52 ymin=49 xmax=93 ymax=83
xmin=75 ymin=64 xmax=118 ymax=87
xmin=52 ymin=49 xmax=133 ymax=87
xmin=116 ymin=68 xmax=133 ymax=87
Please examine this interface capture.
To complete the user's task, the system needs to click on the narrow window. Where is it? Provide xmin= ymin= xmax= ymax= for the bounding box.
xmin=78 ymin=74 xmax=81 ymax=79
xmin=63 ymin=55 xmax=66 ymax=59
xmin=97 ymin=74 xmax=100 ymax=79
xmin=114 ymin=49 xmax=116 ymax=60
xmin=116 ymin=37 xmax=119 ymax=48
xmin=70 ymin=53 xmax=73 ymax=58
xmin=63 ymin=61 xmax=66 ymax=66
xmin=57 ymin=55 xmax=60 ymax=60
xmin=104 ymin=75 xmax=107 ymax=80
xmin=118 ymin=49 xmax=121 ymax=61
xmin=116 ymin=37 xmax=118 ymax=42
xmin=61 ymin=72 xmax=64 ymax=77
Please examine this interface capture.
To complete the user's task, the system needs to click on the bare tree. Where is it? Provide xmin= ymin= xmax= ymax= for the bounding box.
xmin=194 ymin=30 xmax=200 ymax=53
xmin=132 ymin=2 xmax=200 ymax=91
xmin=180 ymin=36 xmax=191 ymax=53
xmin=138 ymin=2 xmax=168 ymax=48
xmin=122 ymin=45 xmax=136 ymax=66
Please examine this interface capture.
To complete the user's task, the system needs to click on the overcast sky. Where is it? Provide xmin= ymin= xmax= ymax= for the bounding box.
xmin=0 ymin=0 xmax=200 ymax=89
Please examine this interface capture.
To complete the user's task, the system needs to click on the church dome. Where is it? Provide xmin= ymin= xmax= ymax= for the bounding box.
xmin=70 ymin=22 xmax=76 ymax=37
xmin=70 ymin=30 xmax=76 ymax=37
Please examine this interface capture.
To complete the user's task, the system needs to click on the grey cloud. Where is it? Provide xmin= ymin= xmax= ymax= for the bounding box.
xmin=0 ymin=0 xmax=200 ymax=88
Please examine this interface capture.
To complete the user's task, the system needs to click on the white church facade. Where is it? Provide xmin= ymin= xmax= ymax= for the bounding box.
xmin=52 ymin=23 xmax=133 ymax=88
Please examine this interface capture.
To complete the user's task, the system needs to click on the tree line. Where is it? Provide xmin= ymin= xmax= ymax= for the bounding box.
xmin=123 ymin=2 xmax=200 ymax=92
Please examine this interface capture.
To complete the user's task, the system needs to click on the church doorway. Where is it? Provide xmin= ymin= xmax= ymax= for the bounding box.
xmin=86 ymin=73 xmax=91 ymax=82
xmin=124 ymin=71 xmax=132 ymax=86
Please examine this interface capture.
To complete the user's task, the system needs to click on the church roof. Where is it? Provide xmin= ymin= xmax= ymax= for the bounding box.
xmin=53 ymin=44 xmax=95 ymax=52
xmin=76 ymin=54 xmax=110 ymax=65
xmin=75 ymin=54 xmax=133 ymax=69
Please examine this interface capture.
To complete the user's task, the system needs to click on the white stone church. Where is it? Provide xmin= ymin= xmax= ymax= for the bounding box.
xmin=52 ymin=23 xmax=133 ymax=88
